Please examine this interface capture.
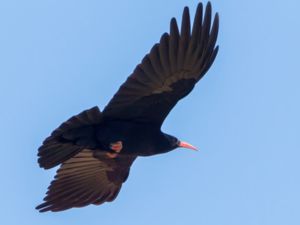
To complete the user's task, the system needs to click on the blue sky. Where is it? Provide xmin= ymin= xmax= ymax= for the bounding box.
xmin=1 ymin=0 xmax=300 ymax=224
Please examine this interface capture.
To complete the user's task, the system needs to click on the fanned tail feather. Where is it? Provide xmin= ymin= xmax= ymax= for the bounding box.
xmin=38 ymin=106 xmax=102 ymax=169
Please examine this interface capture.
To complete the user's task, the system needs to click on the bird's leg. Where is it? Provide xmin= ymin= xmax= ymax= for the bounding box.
xmin=110 ymin=141 xmax=123 ymax=153
xmin=106 ymin=141 xmax=123 ymax=158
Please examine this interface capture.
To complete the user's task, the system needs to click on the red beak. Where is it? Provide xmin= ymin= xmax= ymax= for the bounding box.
xmin=178 ymin=141 xmax=198 ymax=151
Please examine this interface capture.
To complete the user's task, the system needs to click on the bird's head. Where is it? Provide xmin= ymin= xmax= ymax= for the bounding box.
xmin=164 ymin=134 xmax=198 ymax=152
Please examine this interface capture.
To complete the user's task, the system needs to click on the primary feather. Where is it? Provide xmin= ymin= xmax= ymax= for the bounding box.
xmin=103 ymin=2 xmax=219 ymax=125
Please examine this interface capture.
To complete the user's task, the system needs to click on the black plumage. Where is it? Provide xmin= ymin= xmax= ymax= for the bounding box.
xmin=36 ymin=2 xmax=219 ymax=212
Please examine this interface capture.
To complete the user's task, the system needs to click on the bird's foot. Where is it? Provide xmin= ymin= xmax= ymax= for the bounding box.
xmin=106 ymin=141 xmax=123 ymax=158
xmin=109 ymin=141 xmax=123 ymax=153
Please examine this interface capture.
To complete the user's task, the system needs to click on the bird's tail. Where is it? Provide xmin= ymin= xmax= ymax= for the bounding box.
xmin=37 ymin=106 xmax=102 ymax=169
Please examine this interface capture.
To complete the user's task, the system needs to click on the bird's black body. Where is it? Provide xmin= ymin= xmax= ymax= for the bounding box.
xmin=36 ymin=2 xmax=219 ymax=212
xmin=96 ymin=120 xmax=178 ymax=156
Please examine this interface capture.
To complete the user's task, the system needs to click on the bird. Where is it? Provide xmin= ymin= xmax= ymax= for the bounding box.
xmin=36 ymin=1 xmax=219 ymax=212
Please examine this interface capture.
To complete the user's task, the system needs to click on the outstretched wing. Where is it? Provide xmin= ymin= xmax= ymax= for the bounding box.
xmin=103 ymin=2 xmax=219 ymax=125
xmin=36 ymin=149 xmax=136 ymax=212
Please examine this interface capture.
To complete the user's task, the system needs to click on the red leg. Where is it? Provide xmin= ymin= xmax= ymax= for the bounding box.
xmin=110 ymin=141 xmax=123 ymax=153
xmin=106 ymin=141 xmax=123 ymax=158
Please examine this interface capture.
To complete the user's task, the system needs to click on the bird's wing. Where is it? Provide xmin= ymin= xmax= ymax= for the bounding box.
xmin=36 ymin=149 xmax=136 ymax=212
xmin=103 ymin=2 xmax=219 ymax=125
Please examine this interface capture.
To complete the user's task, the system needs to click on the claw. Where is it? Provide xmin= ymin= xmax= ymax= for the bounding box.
xmin=110 ymin=141 xmax=123 ymax=153
xmin=106 ymin=141 xmax=123 ymax=158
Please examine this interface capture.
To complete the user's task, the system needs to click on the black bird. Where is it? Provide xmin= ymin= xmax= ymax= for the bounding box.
xmin=36 ymin=2 xmax=219 ymax=212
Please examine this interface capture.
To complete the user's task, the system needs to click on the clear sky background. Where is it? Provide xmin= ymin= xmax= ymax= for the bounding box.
xmin=1 ymin=0 xmax=299 ymax=224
